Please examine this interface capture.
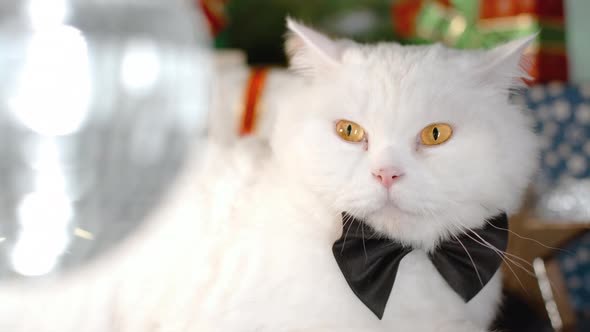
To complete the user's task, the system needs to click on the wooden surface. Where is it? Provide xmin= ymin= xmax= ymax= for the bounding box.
xmin=502 ymin=207 xmax=589 ymax=330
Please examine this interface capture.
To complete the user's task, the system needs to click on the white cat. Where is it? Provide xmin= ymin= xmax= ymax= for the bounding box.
xmin=0 ymin=19 xmax=538 ymax=332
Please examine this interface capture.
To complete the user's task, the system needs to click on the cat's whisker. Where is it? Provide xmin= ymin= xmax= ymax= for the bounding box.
xmin=462 ymin=227 xmax=523 ymax=265
xmin=464 ymin=229 xmax=538 ymax=280
xmin=340 ymin=205 xmax=367 ymax=252
xmin=464 ymin=229 xmax=537 ymax=294
xmin=498 ymin=255 xmax=529 ymax=294
xmin=426 ymin=211 xmax=522 ymax=291
xmin=450 ymin=222 xmax=528 ymax=294
xmin=423 ymin=210 xmax=497 ymax=289
xmin=499 ymin=251 xmax=535 ymax=269
xmin=340 ymin=208 xmax=358 ymax=253
xmin=451 ymin=234 xmax=484 ymax=287
xmin=361 ymin=220 xmax=368 ymax=262
xmin=483 ymin=220 xmax=571 ymax=254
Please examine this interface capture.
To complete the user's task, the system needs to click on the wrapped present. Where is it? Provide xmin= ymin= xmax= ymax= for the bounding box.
xmin=392 ymin=0 xmax=568 ymax=83
xmin=518 ymin=83 xmax=590 ymax=222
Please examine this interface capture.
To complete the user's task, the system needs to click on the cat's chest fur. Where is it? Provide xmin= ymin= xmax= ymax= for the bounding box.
xmin=117 ymin=142 xmax=501 ymax=332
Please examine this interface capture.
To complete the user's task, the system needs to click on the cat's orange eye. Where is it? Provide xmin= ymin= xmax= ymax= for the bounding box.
xmin=420 ymin=123 xmax=453 ymax=146
xmin=336 ymin=120 xmax=365 ymax=143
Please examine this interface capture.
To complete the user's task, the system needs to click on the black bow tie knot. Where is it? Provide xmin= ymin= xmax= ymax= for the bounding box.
xmin=332 ymin=213 xmax=508 ymax=319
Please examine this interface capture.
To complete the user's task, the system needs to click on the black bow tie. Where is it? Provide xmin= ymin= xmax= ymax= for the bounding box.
xmin=332 ymin=212 xmax=508 ymax=319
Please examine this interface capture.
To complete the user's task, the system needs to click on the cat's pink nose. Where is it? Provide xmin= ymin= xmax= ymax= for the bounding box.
xmin=371 ymin=167 xmax=402 ymax=189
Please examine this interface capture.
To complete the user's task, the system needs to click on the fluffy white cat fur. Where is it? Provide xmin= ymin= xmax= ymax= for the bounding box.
xmin=0 ymin=19 xmax=538 ymax=332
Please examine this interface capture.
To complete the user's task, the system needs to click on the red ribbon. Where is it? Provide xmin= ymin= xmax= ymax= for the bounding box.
xmin=240 ymin=68 xmax=269 ymax=136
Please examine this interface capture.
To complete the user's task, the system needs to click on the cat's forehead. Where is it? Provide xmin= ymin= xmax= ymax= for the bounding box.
xmin=339 ymin=45 xmax=466 ymax=107
xmin=346 ymin=44 xmax=471 ymax=87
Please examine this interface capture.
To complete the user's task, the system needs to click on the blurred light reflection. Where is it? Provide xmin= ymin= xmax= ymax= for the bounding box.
xmin=11 ymin=139 xmax=73 ymax=276
xmin=9 ymin=25 xmax=90 ymax=136
xmin=28 ymin=0 xmax=68 ymax=30
xmin=121 ymin=39 xmax=161 ymax=92
xmin=74 ymin=228 xmax=94 ymax=240
xmin=12 ymin=192 xmax=72 ymax=276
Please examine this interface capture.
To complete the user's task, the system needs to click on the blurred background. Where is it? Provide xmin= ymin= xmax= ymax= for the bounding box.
xmin=1 ymin=0 xmax=590 ymax=331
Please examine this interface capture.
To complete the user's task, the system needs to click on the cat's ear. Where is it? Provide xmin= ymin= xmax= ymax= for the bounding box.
xmin=285 ymin=18 xmax=345 ymax=77
xmin=478 ymin=34 xmax=537 ymax=91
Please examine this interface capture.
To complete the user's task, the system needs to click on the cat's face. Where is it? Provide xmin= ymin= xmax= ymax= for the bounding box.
xmin=272 ymin=20 xmax=538 ymax=249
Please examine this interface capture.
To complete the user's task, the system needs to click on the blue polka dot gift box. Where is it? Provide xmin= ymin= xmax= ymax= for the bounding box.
xmin=556 ymin=231 xmax=590 ymax=332
xmin=517 ymin=83 xmax=590 ymax=222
